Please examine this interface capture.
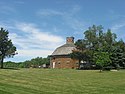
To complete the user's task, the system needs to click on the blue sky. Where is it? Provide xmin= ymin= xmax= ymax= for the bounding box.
xmin=0 ymin=0 xmax=125 ymax=62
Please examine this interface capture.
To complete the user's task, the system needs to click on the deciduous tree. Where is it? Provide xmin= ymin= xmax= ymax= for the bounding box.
xmin=0 ymin=28 xmax=17 ymax=68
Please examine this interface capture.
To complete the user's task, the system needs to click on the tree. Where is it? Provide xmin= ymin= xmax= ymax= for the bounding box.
xmin=110 ymin=40 xmax=125 ymax=69
xmin=84 ymin=25 xmax=105 ymax=62
xmin=70 ymin=39 xmax=90 ymax=68
xmin=0 ymin=28 xmax=17 ymax=68
xmin=70 ymin=25 xmax=125 ymax=70
xmin=4 ymin=61 xmax=18 ymax=68
xmin=84 ymin=25 xmax=104 ymax=50
xmin=94 ymin=51 xmax=111 ymax=72
xmin=18 ymin=57 xmax=50 ymax=68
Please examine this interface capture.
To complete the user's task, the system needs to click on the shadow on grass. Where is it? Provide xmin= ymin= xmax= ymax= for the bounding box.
xmin=0 ymin=67 xmax=20 ymax=70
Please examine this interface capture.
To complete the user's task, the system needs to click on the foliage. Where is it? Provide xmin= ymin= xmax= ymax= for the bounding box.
xmin=110 ymin=40 xmax=125 ymax=69
xmin=70 ymin=39 xmax=90 ymax=62
xmin=0 ymin=28 xmax=17 ymax=68
xmin=4 ymin=61 xmax=18 ymax=68
xmin=4 ymin=57 xmax=50 ymax=68
xmin=94 ymin=51 xmax=111 ymax=72
xmin=21 ymin=57 xmax=50 ymax=68
xmin=71 ymin=25 xmax=125 ymax=70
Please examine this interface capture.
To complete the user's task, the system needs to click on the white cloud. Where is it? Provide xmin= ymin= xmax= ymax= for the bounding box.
xmin=70 ymin=5 xmax=81 ymax=14
xmin=111 ymin=22 xmax=125 ymax=41
xmin=0 ymin=21 xmax=16 ymax=30
xmin=17 ymin=49 xmax=52 ymax=57
xmin=8 ymin=22 xmax=64 ymax=50
xmin=5 ymin=49 xmax=52 ymax=62
xmin=0 ymin=21 xmax=65 ymax=62
xmin=0 ymin=5 xmax=16 ymax=15
xmin=37 ymin=9 xmax=64 ymax=16
xmin=64 ymin=16 xmax=85 ymax=31
xmin=37 ymin=5 xmax=85 ymax=32
xmin=111 ymin=23 xmax=125 ymax=32
xmin=16 ymin=23 xmax=64 ymax=43
xmin=14 ymin=1 xmax=25 ymax=4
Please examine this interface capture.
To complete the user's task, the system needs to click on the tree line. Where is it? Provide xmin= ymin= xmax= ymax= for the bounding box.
xmin=70 ymin=25 xmax=125 ymax=71
xmin=4 ymin=57 xmax=50 ymax=68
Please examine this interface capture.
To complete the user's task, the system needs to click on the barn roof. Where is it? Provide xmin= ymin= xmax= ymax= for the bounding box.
xmin=51 ymin=43 xmax=76 ymax=56
xmin=51 ymin=37 xmax=76 ymax=56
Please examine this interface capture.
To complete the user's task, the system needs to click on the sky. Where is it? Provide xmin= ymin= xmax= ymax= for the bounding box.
xmin=0 ymin=0 xmax=125 ymax=62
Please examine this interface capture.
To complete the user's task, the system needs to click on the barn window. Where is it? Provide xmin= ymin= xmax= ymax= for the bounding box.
xmin=58 ymin=61 xmax=61 ymax=64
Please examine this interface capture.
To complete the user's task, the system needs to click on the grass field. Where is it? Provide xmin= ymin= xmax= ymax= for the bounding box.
xmin=0 ymin=69 xmax=125 ymax=94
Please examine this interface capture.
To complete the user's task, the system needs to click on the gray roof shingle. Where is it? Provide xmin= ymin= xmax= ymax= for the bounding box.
xmin=52 ymin=43 xmax=76 ymax=56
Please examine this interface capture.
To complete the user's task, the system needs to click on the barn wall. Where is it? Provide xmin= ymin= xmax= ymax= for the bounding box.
xmin=50 ymin=57 xmax=79 ymax=69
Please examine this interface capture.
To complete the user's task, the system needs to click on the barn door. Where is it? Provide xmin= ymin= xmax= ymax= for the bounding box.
xmin=53 ymin=62 xmax=55 ymax=68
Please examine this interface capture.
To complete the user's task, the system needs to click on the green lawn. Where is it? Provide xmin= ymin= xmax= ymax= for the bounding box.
xmin=0 ymin=68 xmax=125 ymax=94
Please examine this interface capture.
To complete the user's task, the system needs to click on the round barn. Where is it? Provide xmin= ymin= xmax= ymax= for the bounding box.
xmin=50 ymin=37 xmax=79 ymax=69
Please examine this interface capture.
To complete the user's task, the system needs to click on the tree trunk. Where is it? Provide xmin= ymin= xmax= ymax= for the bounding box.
xmin=99 ymin=69 xmax=102 ymax=72
xmin=99 ymin=66 xmax=103 ymax=72
xmin=78 ymin=59 xmax=81 ymax=69
xmin=0 ymin=56 xmax=4 ymax=69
